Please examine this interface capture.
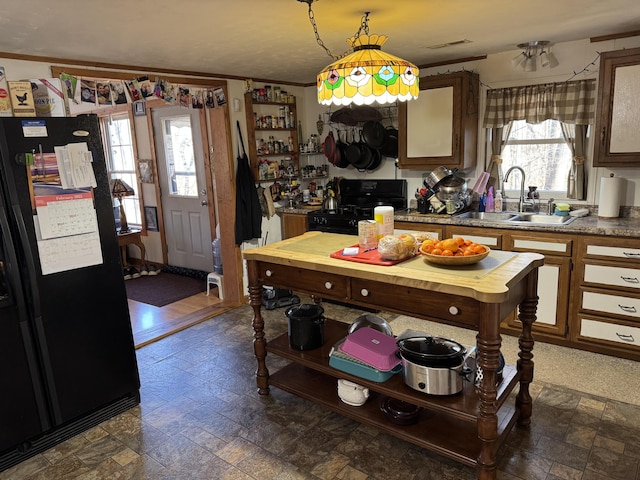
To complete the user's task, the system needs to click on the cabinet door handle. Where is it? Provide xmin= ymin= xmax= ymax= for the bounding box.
xmin=324 ymin=281 xmax=333 ymax=290
xmin=618 ymin=304 xmax=637 ymax=313
xmin=623 ymin=252 xmax=640 ymax=258
xmin=265 ymin=269 xmax=273 ymax=277
xmin=620 ymin=276 xmax=639 ymax=284
xmin=616 ymin=332 xmax=635 ymax=342
xmin=448 ymin=306 xmax=460 ymax=315
xmin=360 ymin=288 xmax=370 ymax=297
xmin=601 ymin=126 xmax=606 ymax=146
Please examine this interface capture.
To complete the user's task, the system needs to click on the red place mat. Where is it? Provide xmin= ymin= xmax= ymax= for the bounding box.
xmin=330 ymin=244 xmax=415 ymax=266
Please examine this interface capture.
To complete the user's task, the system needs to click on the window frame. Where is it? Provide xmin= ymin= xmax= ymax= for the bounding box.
xmin=99 ymin=109 xmax=144 ymax=232
xmin=499 ymin=119 xmax=574 ymax=200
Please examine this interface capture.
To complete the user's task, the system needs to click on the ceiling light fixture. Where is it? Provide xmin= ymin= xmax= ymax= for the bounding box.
xmin=297 ymin=0 xmax=419 ymax=106
xmin=511 ymin=41 xmax=559 ymax=71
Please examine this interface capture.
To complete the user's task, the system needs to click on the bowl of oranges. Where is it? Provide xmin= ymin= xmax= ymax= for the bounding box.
xmin=419 ymin=237 xmax=490 ymax=265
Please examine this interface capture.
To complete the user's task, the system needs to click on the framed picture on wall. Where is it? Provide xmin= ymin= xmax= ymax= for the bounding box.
xmin=144 ymin=206 xmax=158 ymax=231
xmin=138 ymin=159 xmax=154 ymax=183
xmin=133 ymin=100 xmax=146 ymax=116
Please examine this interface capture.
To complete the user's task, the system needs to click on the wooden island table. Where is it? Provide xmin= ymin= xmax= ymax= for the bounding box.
xmin=243 ymin=232 xmax=544 ymax=480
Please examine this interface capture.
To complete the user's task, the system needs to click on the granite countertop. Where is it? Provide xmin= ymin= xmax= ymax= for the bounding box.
xmin=277 ymin=206 xmax=640 ymax=237
xmin=394 ymin=210 xmax=640 ymax=237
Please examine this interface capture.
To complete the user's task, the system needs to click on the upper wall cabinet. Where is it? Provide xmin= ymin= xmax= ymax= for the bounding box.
xmin=398 ymin=70 xmax=479 ymax=170
xmin=593 ymin=47 xmax=640 ymax=167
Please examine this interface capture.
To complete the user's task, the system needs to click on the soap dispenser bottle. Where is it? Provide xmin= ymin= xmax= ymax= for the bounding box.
xmin=494 ymin=190 xmax=503 ymax=212
xmin=485 ymin=187 xmax=495 ymax=213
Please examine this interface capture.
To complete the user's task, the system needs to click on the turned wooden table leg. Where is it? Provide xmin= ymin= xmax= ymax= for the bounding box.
xmin=516 ymin=269 xmax=538 ymax=426
xmin=248 ymin=261 xmax=269 ymax=395
xmin=476 ymin=302 xmax=501 ymax=480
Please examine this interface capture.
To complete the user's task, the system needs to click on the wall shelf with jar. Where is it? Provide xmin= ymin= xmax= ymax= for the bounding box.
xmin=244 ymin=87 xmax=300 ymax=182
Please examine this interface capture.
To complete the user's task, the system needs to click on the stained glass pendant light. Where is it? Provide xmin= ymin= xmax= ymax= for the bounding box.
xmin=299 ymin=0 xmax=419 ymax=106
xmin=318 ymin=34 xmax=419 ymax=106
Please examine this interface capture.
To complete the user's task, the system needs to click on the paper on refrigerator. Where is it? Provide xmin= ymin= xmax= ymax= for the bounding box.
xmin=54 ymin=142 xmax=97 ymax=189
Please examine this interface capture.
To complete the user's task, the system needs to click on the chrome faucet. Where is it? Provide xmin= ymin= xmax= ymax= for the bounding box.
xmin=503 ymin=166 xmax=533 ymax=213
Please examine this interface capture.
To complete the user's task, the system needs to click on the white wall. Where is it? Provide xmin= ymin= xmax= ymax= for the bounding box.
xmin=300 ymin=36 xmax=640 ymax=208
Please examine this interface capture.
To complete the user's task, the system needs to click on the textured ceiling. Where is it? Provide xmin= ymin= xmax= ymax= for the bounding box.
xmin=0 ymin=0 xmax=639 ymax=84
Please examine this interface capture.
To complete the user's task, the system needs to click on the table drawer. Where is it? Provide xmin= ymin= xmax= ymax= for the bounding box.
xmin=579 ymin=317 xmax=640 ymax=348
xmin=581 ymin=289 xmax=640 ymax=320
xmin=583 ymin=264 xmax=640 ymax=289
xmin=260 ymin=263 xmax=349 ymax=300
xmin=351 ymin=278 xmax=480 ymax=327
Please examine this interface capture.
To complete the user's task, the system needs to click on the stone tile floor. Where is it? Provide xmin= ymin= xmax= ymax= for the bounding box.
xmin=2 ymin=302 xmax=639 ymax=480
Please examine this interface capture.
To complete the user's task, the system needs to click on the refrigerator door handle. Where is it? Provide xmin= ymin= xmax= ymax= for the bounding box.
xmin=0 ymin=205 xmax=52 ymax=430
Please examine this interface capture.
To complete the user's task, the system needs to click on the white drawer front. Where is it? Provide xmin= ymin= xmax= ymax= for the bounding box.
xmin=448 ymin=232 xmax=499 ymax=247
xmin=394 ymin=229 xmax=441 ymax=240
xmin=580 ymin=318 xmax=640 ymax=347
xmin=584 ymin=264 xmax=640 ymax=289
xmin=513 ymin=238 xmax=569 ymax=254
xmin=586 ymin=244 xmax=640 ymax=260
xmin=582 ymin=291 xmax=640 ymax=319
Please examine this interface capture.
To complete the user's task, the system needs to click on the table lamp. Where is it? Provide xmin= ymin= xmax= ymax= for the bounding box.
xmin=110 ymin=178 xmax=135 ymax=233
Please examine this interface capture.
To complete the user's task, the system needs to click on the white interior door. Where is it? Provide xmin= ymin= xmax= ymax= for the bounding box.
xmin=152 ymin=106 xmax=213 ymax=271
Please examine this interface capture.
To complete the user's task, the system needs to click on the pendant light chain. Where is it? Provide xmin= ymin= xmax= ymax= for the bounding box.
xmin=301 ymin=0 xmax=370 ymax=60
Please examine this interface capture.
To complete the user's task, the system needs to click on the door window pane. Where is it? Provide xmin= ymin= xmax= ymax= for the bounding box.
xmin=162 ymin=116 xmax=197 ymax=197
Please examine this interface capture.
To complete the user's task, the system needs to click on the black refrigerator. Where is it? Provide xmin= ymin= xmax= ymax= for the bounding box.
xmin=0 ymin=116 xmax=140 ymax=471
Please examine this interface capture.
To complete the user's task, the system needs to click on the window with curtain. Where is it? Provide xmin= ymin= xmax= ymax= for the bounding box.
xmin=101 ymin=114 xmax=142 ymax=227
xmin=501 ymin=119 xmax=573 ymax=194
xmin=483 ymin=79 xmax=596 ymax=199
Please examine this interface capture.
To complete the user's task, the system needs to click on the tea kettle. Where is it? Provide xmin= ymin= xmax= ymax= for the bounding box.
xmin=323 ymin=188 xmax=338 ymax=211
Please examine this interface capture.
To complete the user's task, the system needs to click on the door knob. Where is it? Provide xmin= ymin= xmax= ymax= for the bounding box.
xmin=200 ymin=200 xmax=209 ymax=206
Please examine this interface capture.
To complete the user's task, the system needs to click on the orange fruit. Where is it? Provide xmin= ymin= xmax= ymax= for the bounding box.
xmin=455 ymin=237 xmax=465 ymax=246
xmin=441 ymin=249 xmax=453 ymax=256
xmin=431 ymin=248 xmax=443 ymax=256
xmin=440 ymin=238 xmax=459 ymax=253
xmin=473 ymin=244 xmax=486 ymax=254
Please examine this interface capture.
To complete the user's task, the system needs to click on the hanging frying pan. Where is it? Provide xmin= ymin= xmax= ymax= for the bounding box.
xmin=335 ymin=130 xmax=350 ymax=168
xmin=362 ymin=120 xmax=386 ymax=149
xmin=367 ymin=147 xmax=382 ymax=170
xmin=380 ymin=126 xmax=399 ymax=158
xmin=323 ymin=131 xmax=337 ymax=165
xmin=347 ymin=130 xmax=373 ymax=169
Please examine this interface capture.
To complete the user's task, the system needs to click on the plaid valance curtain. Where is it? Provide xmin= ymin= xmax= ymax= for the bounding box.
xmin=483 ymin=79 xmax=597 ymax=128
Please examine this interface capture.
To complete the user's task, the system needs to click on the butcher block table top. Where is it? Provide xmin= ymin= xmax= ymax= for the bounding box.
xmin=243 ymin=231 xmax=544 ymax=304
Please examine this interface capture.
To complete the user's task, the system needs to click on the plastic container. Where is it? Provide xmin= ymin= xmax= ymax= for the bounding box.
xmin=341 ymin=327 xmax=400 ymax=371
xmin=494 ymin=190 xmax=503 ymax=212
xmin=212 ymin=238 xmax=223 ymax=274
xmin=374 ymin=206 xmax=394 ymax=240
xmin=485 ymin=187 xmax=495 ymax=213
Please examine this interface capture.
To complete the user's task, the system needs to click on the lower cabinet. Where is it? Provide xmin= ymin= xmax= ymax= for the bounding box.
xmin=395 ymin=222 xmax=574 ymax=342
xmin=503 ymin=232 xmax=574 ymax=338
xmin=281 ymin=212 xmax=308 ymax=239
xmin=573 ymin=235 xmax=640 ymax=361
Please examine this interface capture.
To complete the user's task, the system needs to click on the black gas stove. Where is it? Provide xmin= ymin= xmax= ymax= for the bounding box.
xmin=308 ymin=179 xmax=407 ymax=235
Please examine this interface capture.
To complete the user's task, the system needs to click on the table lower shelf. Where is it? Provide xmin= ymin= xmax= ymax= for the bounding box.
xmin=270 ymin=363 xmax=519 ymax=467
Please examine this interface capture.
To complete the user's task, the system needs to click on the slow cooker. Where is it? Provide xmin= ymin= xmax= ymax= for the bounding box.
xmin=397 ymin=336 xmax=470 ymax=395
xmin=285 ymin=304 xmax=325 ymax=350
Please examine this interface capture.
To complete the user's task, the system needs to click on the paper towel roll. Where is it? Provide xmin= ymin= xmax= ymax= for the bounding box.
xmin=598 ymin=176 xmax=622 ymax=218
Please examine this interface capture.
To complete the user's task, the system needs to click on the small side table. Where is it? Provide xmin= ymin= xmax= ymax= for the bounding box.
xmin=117 ymin=230 xmax=146 ymax=267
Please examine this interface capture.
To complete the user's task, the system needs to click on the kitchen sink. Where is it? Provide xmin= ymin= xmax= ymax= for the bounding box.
xmin=455 ymin=210 xmax=576 ymax=226
xmin=455 ymin=211 xmax=519 ymax=221
xmin=507 ymin=213 xmax=576 ymax=225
